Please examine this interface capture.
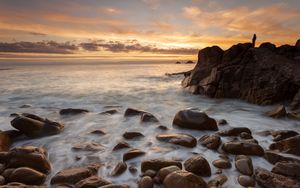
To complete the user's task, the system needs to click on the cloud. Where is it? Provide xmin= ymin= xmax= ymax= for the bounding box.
xmin=28 ymin=32 xmax=47 ymax=36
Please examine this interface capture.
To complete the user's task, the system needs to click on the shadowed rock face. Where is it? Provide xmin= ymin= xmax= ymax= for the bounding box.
xmin=182 ymin=40 xmax=300 ymax=111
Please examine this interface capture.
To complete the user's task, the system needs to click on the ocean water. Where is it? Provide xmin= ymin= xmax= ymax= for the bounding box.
xmin=0 ymin=62 xmax=300 ymax=187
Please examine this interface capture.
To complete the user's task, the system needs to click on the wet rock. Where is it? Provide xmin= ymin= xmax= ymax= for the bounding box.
xmin=19 ymin=104 xmax=32 ymax=108
xmin=199 ymin=134 xmax=221 ymax=150
xmin=112 ymin=142 xmax=131 ymax=151
xmin=124 ymin=108 xmax=145 ymax=116
xmin=3 ymin=130 xmax=23 ymax=141
xmin=173 ymin=109 xmax=218 ymax=131
xmin=271 ymin=130 xmax=299 ymax=142
xmin=11 ymin=115 xmax=64 ymax=138
xmin=59 ymin=108 xmax=89 ymax=115
xmin=287 ymin=112 xmax=300 ymax=121
xmin=0 ymin=164 xmax=5 ymax=174
xmin=128 ymin=166 xmax=137 ymax=174
xmin=184 ymin=155 xmax=211 ymax=177
xmin=75 ymin=176 xmax=111 ymax=188
xmin=240 ymin=132 xmax=253 ymax=139
xmin=123 ymin=149 xmax=145 ymax=161
xmin=222 ymin=141 xmax=264 ymax=156
xmin=90 ymin=130 xmax=106 ymax=135
xmin=99 ymin=109 xmax=118 ymax=115
xmin=269 ymin=135 xmax=300 ymax=156
xmin=7 ymin=146 xmax=51 ymax=173
xmin=100 ymin=184 xmax=130 ymax=188
xmin=218 ymin=127 xmax=251 ymax=136
xmin=217 ymin=119 xmax=228 ymax=125
xmin=142 ymin=170 xmax=157 ymax=178
xmin=265 ymin=105 xmax=286 ymax=118
xmin=2 ymin=168 xmax=15 ymax=181
xmin=141 ymin=113 xmax=159 ymax=123
xmin=264 ymin=150 xmax=300 ymax=164
xmin=111 ymin=162 xmax=127 ymax=176
xmin=4 ymin=182 xmax=47 ymax=187
xmin=50 ymin=164 xmax=100 ymax=185
xmin=272 ymin=162 xmax=300 ymax=178
xmin=141 ymin=159 xmax=182 ymax=172
xmin=163 ymin=170 xmax=207 ymax=188
xmin=255 ymin=167 xmax=300 ymax=188
xmin=158 ymin=166 xmax=181 ymax=181
xmin=212 ymin=159 xmax=231 ymax=169
xmin=72 ymin=142 xmax=104 ymax=152
xmin=156 ymin=125 xmax=168 ymax=131
xmin=123 ymin=132 xmax=144 ymax=140
xmin=9 ymin=167 xmax=46 ymax=185
xmin=207 ymin=175 xmax=228 ymax=187
xmin=156 ymin=134 xmax=197 ymax=148
xmin=0 ymin=175 xmax=4 ymax=185
xmin=238 ymin=175 xmax=255 ymax=187
xmin=0 ymin=131 xmax=11 ymax=152
xmin=138 ymin=176 xmax=153 ymax=188
xmin=235 ymin=155 xmax=253 ymax=176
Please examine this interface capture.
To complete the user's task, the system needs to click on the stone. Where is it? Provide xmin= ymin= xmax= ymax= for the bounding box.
xmin=272 ymin=162 xmax=300 ymax=178
xmin=199 ymin=134 xmax=221 ymax=150
xmin=112 ymin=142 xmax=131 ymax=151
xmin=240 ymin=132 xmax=253 ymax=139
xmin=1 ymin=168 xmax=15 ymax=181
xmin=158 ymin=165 xmax=181 ymax=181
xmin=75 ymin=176 xmax=111 ymax=188
xmin=235 ymin=155 xmax=253 ymax=176
xmin=138 ymin=176 xmax=153 ymax=188
xmin=207 ymin=175 xmax=228 ymax=187
xmin=156 ymin=125 xmax=168 ymax=131
xmin=271 ymin=130 xmax=299 ymax=142
xmin=163 ymin=170 xmax=207 ymax=188
xmin=0 ymin=175 xmax=4 ymax=185
xmin=184 ymin=155 xmax=211 ymax=177
xmin=19 ymin=104 xmax=32 ymax=108
xmin=265 ymin=105 xmax=287 ymax=118
xmin=264 ymin=150 xmax=300 ymax=165
xmin=222 ymin=141 xmax=264 ymax=156
xmin=259 ymin=42 xmax=276 ymax=51
xmin=50 ymin=164 xmax=100 ymax=185
xmin=269 ymin=135 xmax=300 ymax=156
xmin=99 ymin=109 xmax=118 ymax=115
xmin=128 ymin=166 xmax=137 ymax=174
xmin=218 ymin=127 xmax=251 ymax=136
xmin=142 ymin=170 xmax=157 ymax=178
xmin=141 ymin=159 xmax=182 ymax=172
xmin=100 ymin=185 xmax=130 ymax=188
xmin=0 ymin=131 xmax=11 ymax=152
xmin=122 ymin=132 xmax=144 ymax=140
xmin=217 ymin=119 xmax=228 ymax=125
xmin=90 ymin=130 xmax=106 ymax=135
xmin=0 ymin=164 xmax=5 ymax=174
xmin=141 ymin=113 xmax=159 ymax=123
xmin=124 ymin=108 xmax=145 ymax=116
xmin=173 ymin=109 xmax=218 ymax=131
xmin=238 ymin=175 xmax=255 ymax=187
xmin=212 ymin=159 xmax=231 ymax=169
xmin=111 ymin=162 xmax=127 ymax=176
xmin=156 ymin=134 xmax=197 ymax=148
xmin=59 ymin=108 xmax=89 ymax=115
xmin=123 ymin=149 xmax=145 ymax=161
xmin=9 ymin=167 xmax=46 ymax=185
xmin=255 ymin=167 xmax=300 ymax=188
xmin=72 ymin=142 xmax=104 ymax=152
xmin=198 ymin=46 xmax=224 ymax=65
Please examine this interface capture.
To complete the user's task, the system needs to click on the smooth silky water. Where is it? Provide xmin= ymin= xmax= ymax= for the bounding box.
xmin=0 ymin=62 xmax=299 ymax=187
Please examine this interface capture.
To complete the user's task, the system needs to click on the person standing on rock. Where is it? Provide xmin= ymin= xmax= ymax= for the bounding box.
xmin=252 ymin=34 xmax=257 ymax=47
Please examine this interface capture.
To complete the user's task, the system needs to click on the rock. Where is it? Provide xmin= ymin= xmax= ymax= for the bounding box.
xmin=7 ymin=146 xmax=51 ymax=173
xmin=222 ymin=141 xmax=264 ymax=156
xmin=287 ymin=112 xmax=300 ymax=121
xmin=75 ymin=176 xmax=111 ymax=188
xmin=296 ymin=39 xmax=300 ymax=50
xmin=207 ymin=175 xmax=228 ymax=187
xmin=142 ymin=170 xmax=157 ymax=178
xmin=124 ymin=108 xmax=145 ymax=116
xmin=72 ymin=142 xmax=104 ymax=152
xmin=238 ymin=175 xmax=255 ymax=187
xmin=222 ymin=43 xmax=252 ymax=63
xmin=269 ymin=135 xmax=300 ymax=156
xmin=186 ymin=60 xmax=194 ymax=64
xmin=138 ymin=176 xmax=153 ymax=188
xmin=9 ymin=167 xmax=46 ymax=185
xmin=264 ymin=150 xmax=300 ymax=165
xmin=235 ymin=155 xmax=253 ymax=176
xmin=259 ymin=42 xmax=276 ymax=51
xmin=11 ymin=115 xmax=64 ymax=138
xmin=175 ymin=61 xmax=181 ymax=64
xmin=198 ymin=46 xmax=224 ymax=65
xmin=272 ymin=162 xmax=300 ymax=178
xmin=141 ymin=159 xmax=182 ymax=172
xmin=99 ymin=109 xmax=118 ymax=115
xmin=128 ymin=166 xmax=137 ymax=174
xmin=255 ymin=167 xmax=300 ymax=188
xmin=184 ymin=155 xmax=211 ymax=177
xmin=90 ymin=130 xmax=106 ymax=135
xmin=156 ymin=134 xmax=197 ymax=148
xmin=0 ymin=175 xmax=4 ymax=185
xmin=163 ymin=170 xmax=207 ymax=188
xmin=122 ymin=132 xmax=144 ymax=140
xmin=112 ymin=142 xmax=131 ymax=151
xmin=173 ymin=109 xmax=218 ymax=131
xmin=240 ymin=132 xmax=253 ymax=139
xmin=271 ymin=130 xmax=299 ymax=142
xmin=100 ymin=185 xmax=130 ymax=188
xmin=59 ymin=108 xmax=88 ymax=115
xmin=19 ymin=104 xmax=32 ymax=108
xmin=0 ymin=131 xmax=11 ymax=152
xmin=141 ymin=113 xmax=159 ymax=123
xmin=212 ymin=159 xmax=231 ymax=169
xmin=218 ymin=127 xmax=251 ymax=136
xmin=265 ymin=105 xmax=287 ymax=118
xmin=217 ymin=119 xmax=228 ymax=125
xmin=2 ymin=168 xmax=15 ymax=181
xmin=111 ymin=162 xmax=127 ymax=176
xmin=0 ymin=164 xmax=5 ymax=174
xmin=123 ymin=149 xmax=145 ymax=161
xmin=3 ymin=130 xmax=23 ymax=141
xmin=199 ymin=134 xmax=221 ymax=150
xmin=50 ymin=164 xmax=100 ymax=185
xmin=158 ymin=166 xmax=181 ymax=181
xmin=156 ymin=125 xmax=168 ymax=131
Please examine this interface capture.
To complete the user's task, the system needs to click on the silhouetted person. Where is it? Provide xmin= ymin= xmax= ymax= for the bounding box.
xmin=252 ymin=34 xmax=257 ymax=47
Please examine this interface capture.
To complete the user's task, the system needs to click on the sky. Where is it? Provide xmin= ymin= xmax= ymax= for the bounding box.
xmin=0 ymin=0 xmax=299 ymax=62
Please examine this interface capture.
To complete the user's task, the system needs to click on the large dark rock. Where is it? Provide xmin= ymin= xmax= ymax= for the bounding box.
xmin=123 ymin=149 xmax=145 ymax=161
xmin=198 ymin=46 xmax=224 ymax=65
xmin=75 ymin=176 xmax=111 ymax=188
xmin=199 ymin=134 xmax=221 ymax=150
xmin=269 ymin=135 xmax=300 ymax=156
xmin=218 ymin=127 xmax=251 ymax=136
xmin=8 ymin=167 xmax=46 ymax=185
xmin=163 ymin=170 xmax=207 ymax=188
xmin=272 ymin=162 xmax=300 ymax=178
xmin=111 ymin=162 xmax=127 ymax=176
xmin=235 ymin=155 xmax=253 ymax=176
xmin=59 ymin=108 xmax=89 ymax=115
xmin=184 ymin=155 xmax=211 ymax=177
xmin=141 ymin=159 xmax=182 ymax=172
xmin=265 ymin=105 xmax=287 ymax=118
xmin=173 ymin=109 xmax=218 ymax=131
xmin=156 ymin=134 xmax=197 ymax=148
xmin=271 ymin=130 xmax=299 ymax=142
xmin=182 ymin=42 xmax=300 ymax=107
xmin=264 ymin=150 xmax=300 ymax=165
xmin=222 ymin=141 xmax=264 ymax=156
xmin=259 ymin=42 xmax=276 ymax=51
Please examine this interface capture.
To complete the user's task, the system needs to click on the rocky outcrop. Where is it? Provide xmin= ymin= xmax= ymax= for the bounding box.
xmin=182 ymin=39 xmax=300 ymax=112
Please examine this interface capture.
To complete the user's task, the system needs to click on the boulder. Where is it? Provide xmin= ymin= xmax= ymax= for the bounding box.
xmin=124 ymin=108 xmax=145 ymax=116
xmin=222 ymin=43 xmax=252 ymax=64
xmin=218 ymin=127 xmax=251 ymax=136
xmin=0 ymin=131 xmax=11 ymax=152
xmin=75 ymin=176 xmax=111 ymax=188
xmin=265 ymin=105 xmax=287 ymax=118
xmin=199 ymin=134 xmax=221 ymax=150
xmin=173 ymin=109 xmax=218 ymax=131
xmin=11 ymin=115 xmax=64 ymax=138
xmin=212 ymin=159 xmax=231 ymax=169
xmin=50 ymin=164 xmax=100 ymax=185
xmin=1 ymin=168 xmax=15 ymax=181
xmin=272 ymin=162 xmax=300 ymax=178
xmin=123 ymin=149 xmax=145 ymax=161
xmin=122 ymin=132 xmax=144 ymax=140
xmin=163 ymin=170 xmax=207 ymax=188
xmin=184 ymin=155 xmax=211 ymax=177
xmin=271 ymin=130 xmax=299 ymax=142
xmin=138 ymin=176 xmax=153 ymax=188
xmin=156 ymin=134 xmax=197 ymax=148
xmin=235 ymin=155 xmax=253 ymax=176
xmin=59 ymin=108 xmax=88 ymax=115
xmin=158 ymin=166 xmax=181 ymax=181
xmin=269 ymin=135 xmax=300 ymax=156
xmin=142 ymin=170 xmax=157 ymax=178
xmin=238 ymin=175 xmax=255 ymax=187
xmin=240 ymin=132 xmax=253 ymax=139
xmin=111 ymin=162 xmax=127 ymax=176
xmin=259 ymin=42 xmax=276 ymax=51
xmin=141 ymin=159 xmax=182 ymax=172
xmin=141 ymin=113 xmax=159 ymax=123
xmin=9 ymin=167 xmax=46 ymax=185
xmin=222 ymin=141 xmax=264 ymax=156
xmin=264 ymin=150 xmax=300 ymax=165
xmin=198 ymin=46 xmax=224 ymax=65
xmin=99 ymin=109 xmax=118 ymax=115
xmin=217 ymin=119 xmax=228 ymax=125
xmin=112 ymin=142 xmax=131 ymax=151
xmin=207 ymin=175 xmax=227 ymax=187
xmin=255 ymin=167 xmax=300 ymax=188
